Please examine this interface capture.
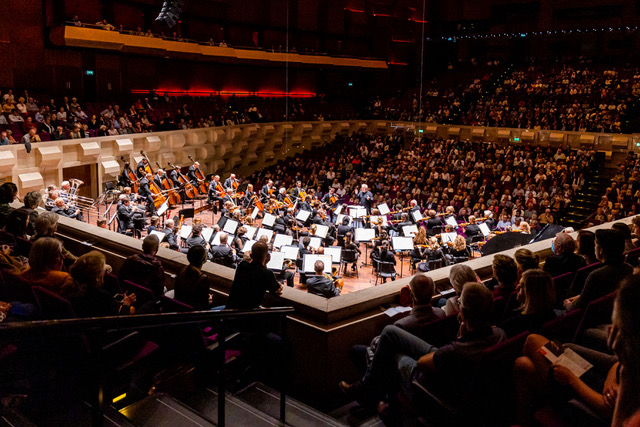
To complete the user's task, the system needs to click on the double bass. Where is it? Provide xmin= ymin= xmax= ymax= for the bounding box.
xmin=139 ymin=150 xmax=167 ymax=209
xmin=120 ymin=156 xmax=140 ymax=192
xmin=167 ymin=162 xmax=198 ymax=199
xmin=187 ymin=155 xmax=209 ymax=194
xmin=155 ymin=161 xmax=181 ymax=206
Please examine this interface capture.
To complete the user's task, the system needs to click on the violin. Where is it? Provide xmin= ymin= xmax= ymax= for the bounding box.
xmin=155 ymin=161 xmax=181 ymax=206
xmin=120 ymin=156 xmax=140 ymax=192
xmin=187 ymin=155 xmax=209 ymax=194
xmin=168 ymin=162 xmax=198 ymax=199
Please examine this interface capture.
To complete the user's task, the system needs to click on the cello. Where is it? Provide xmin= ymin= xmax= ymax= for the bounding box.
xmin=120 ymin=156 xmax=140 ymax=193
xmin=155 ymin=161 xmax=181 ymax=206
xmin=168 ymin=162 xmax=198 ymax=199
xmin=139 ymin=150 xmax=167 ymax=209
xmin=187 ymin=155 xmax=209 ymax=194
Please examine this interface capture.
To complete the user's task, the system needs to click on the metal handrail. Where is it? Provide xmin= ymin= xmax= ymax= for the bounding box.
xmin=0 ymin=306 xmax=293 ymax=426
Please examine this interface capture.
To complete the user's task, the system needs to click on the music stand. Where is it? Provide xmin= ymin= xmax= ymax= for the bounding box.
xmin=324 ymin=246 xmax=342 ymax=264
xmin=377 ymin=203 xmax=390 ymax=215
xmin=354 ymin=228 xmax=376 ymax=266
xmin=402 ymin=224 xmax=418 ymax=237
xmin=315 ymin=224 xmax=329 ymax=239
xmin=178 ymin=208 xmax=195 ymax=220
xmin=391 ymin=236 xmax=414 ymax=278
xmin=302 ymin=254 xmax=332 ymax=273
xmin=478 ymin=223 xmax=491 ymax=237
xmin=242 ymin=239 xmax=257 ymax=253
xmin=179 ymin=225 xmax=193 ymax=240
xmin=266 ymin=251 xmax=285 ymax=271
xmin=255 ymin=228 xmax=274 ymax=242
xmin=280 ymin=245 xmax=299 ymax=260
xmin=262 ymin=213 xmax=276 ymax=228
xmin=441 ymin=232 xmax=457 ymax=244
xmin=244 ymin=225 xmax=258 ymax=240
xmin=223 ymin=219 xmax=239 ymax=235
xmin=273 ymin=234 xmax=293 ymax=248
xmin=308 ymin=237 xmax=322 ymax=251
xmin=201 ymin=227 xmax=214 ymax=243
xmin=411 ymin=209 xmax=423 ymax=222
xmin=150 ymin=230 xmax=167 ymax=242
xmin=445 ymin=216 xmax=458 ymax=228
xmin=296 ymin=210 xmax=311 ymax=222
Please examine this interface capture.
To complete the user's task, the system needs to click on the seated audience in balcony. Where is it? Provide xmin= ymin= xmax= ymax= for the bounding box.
xmin=0 ymin=182 xmax=18 ymax=228
xmin=21 ymin=191 xmax=41 ymax=236
xmin=500 ymin=269 xmax=556 ymax=337
xmin=394 ymin=274 xmax=444 ymax=333
xmin=490 ymin=254 xmax=518 ymax=299
xmin=4 ymin=208 xmax=30 ymax=241
xmin=441 ymin=264 xmax=479 ymax=316
xmin=31 ymin=212 xmax=77 ymax=265
xmin=226 ymin=241 xmax=282 ymax=309
xmin=21 ymin=128 xmax=39 ymax=153
xmin=340 ymin=283 xmax=504 ymax=416
xmin=174 ymin=245 xmax=211 ymax=311
xmin=564 ymin=229 xmax=632 ymax=311
xmin=611 ymin=222 xmax=635 ymax=255
xmin=7 ymin=109 xmax=23 ymax=123
xmin=62 ymin=251 xmax=136 ymax=317
xmin=21 ymin=237 xmax=73 ymax=293
xmin=0 ymin=235 xmax=27 ymax=274
xmin=543 ymin=232 xmax=587 ymax=278
xmin=118 ymin=234 xmax=165 ymax=299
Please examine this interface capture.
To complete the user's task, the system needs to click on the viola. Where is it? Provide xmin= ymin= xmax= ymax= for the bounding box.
xmin=168 ymin=162 xmax=198 ymax=199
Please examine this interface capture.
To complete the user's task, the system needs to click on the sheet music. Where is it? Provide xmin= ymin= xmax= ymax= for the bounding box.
xmin=251 ymin=207 xmax=260 ymax=219
xmin=244 ymin=225 xmax=258 ymax=240
xmin=262 ymin=213 xmax=276 ymax=227
xmin=223 ymin=219 xmax=239 ymax=234
xmin=242 ymin=239 xmax=257 ymax=253
xmin=255 ymin=228 xmax=274 ymax=242
xmin=308 ymin=236 xmax=323 ymax=250
xmin=280 ymin=245 xmax=299 ymax=260
xmin=402 ymin=225 xmax=419 ymax=237
xmin=150 ymin=230 xmax=167 ymax=242
xmin=324 ymin=246 xmax=342 ymax=263
xmin=377 ymin=203 xmax=390 ymax=215
xmin=296 ymin=210 xmax=311 ymax=221
xmin=411 ymin=209 xmax=423 ymax=222
xmin=179 ymin=225 xmax=192 ymax=239
xmin=302 ymin=254 xmax=332 ymax=273
xmin=478 ymin=223 xmax=490 ymax=237
xmin=273 ymin=234 xmax=293 ymax=248
xmin=334 ymin=204 xmax=344 ymax=215
xmin=201 ymin=227 xmax=214 ymax=242
xmin=348 ymin=206 xmax=367 ymax=218
xmin=211 ymin=232 xmax=221 ymax=245
xmin=392 ymin=236 xmax=414 ymax=251
xmin=441 ymin=232 xmax=457 ymax=243
xmin=354 ymin=228 xmax=376 ymax=242
xmin=266 ymin=251 xmax=285 ymax=270
xmin=315 ymin=224 xmax=329 ymax=239
xmin=445 ymin=216 xmax=458 ymax=228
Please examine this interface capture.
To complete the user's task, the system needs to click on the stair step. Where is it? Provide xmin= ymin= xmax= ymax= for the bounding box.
xmin=328 ymin=402 xmax=384 ymax=427
xmin=0 ymin=408 xmax=38 ymax=427
xmin=120 ymin=393 xmax=215 ymax=427
xmin=183 ymin=387 xmax=284 ymax=426
xmin=236 ymin=382 xmax=346 ymax=427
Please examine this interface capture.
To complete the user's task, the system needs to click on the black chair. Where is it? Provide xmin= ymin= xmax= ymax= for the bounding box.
xmin=341 ymin=249 xmax=359 ymax=277
xmin=375 ymin=261 xmax=397 ymax=285
xmin=33 ymin=286 xmax=76 ymax=320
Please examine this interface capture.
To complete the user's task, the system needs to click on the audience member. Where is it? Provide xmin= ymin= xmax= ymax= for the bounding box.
xmin=173 ymin=245 xmax=211 ymax=311
xmin=543 ymin=232 xmax=587 ymax=278
xmin=21 ymin=237 xmax=73 ymax=293
xmin=490 ymin=254 xmax=518 ymax=298
xmin=118 ymin=234 xmax=165 ymax=299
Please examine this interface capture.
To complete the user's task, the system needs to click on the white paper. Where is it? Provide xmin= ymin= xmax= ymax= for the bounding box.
xmin=369 ymin=215 xmax=388 ymax=226
xmin=251 ymin=207 xmax=260 ymax=219
xmin=540 ymin=347 xmax=593 ymax=378
xmin=280 ymin=245 xmax=299 ymax=260
xmin=478 ymin=223 xmax=490 ymax=236
xmin=324 ymin=246 xmax=342 ymax=263
xmin=349 ymin=206 xmax=367 ymax=218
xmin=303 ymin=254 xmax=332 ymax=273
xmin=244 ymin=225 xmax=258 ymax=240
xmin=392 ymin=236 xmax=414 ymax=251
xmin=377 ymin=203 xmax=390 ymax=215
xmin=308 ymin=236 xmax=323 ymax=250
xmin=336 ymin=214 xmax=352 ymax=226
xmin=266 ymin=251 xmax=285 ymax=270
xmin=315 ymin=224 xmax=329 ymax=239
xmin=223 ymin=219 xmax=239 ymax=234
xmin=441 ymin=232 xmax=457 ymax=244
xmin=273 ymin=234 xmax=293 ymax=248
xmin=411 ymin=209 xmax=423 ymax=222
xmin=242 ymin=239 xmax=257 ymax=253
xmin=296 ymin=210 xmax=311 ymax=221
xmin=179 ymin=225 xmax=192 ymax=239
xmin=261 ymin=212 xmax=276 ymax=227
xmin=355 ymin=228 xmax=376 ymax=242
xmin=334 ymin=204 xmax=344 ymax=215
xmin=150 ymin=230 xmax=167 ymax=242
xmin=201 ymin=227 xmax=214 ymax=242
xmin=383 ymin=306 xmax=412 ymax=317
xmin=211 ymin=232 xmax=221 ymax=245
xmin=255 ymin=228 xmax=274 ymax=242
xmin=402 ymin=225 xmax=419 ymax=237
xmin=445 ymin=216 xmax=458 ymax=228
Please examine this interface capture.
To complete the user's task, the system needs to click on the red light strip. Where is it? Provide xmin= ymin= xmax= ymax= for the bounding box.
xmin=373 ymin=14 xmax=393 ymax=17
xmin=388 ymin=62 xmax=408 ymax=66
xmin=411 ymin=19 xmax=428 ymax=23
xmin=391 ymin=39 xmax=413 ymax=43
xmin=344 ymin=8 xmax=365 ymax=13
xmin=131 ymin=89 xmax=316 ymax=98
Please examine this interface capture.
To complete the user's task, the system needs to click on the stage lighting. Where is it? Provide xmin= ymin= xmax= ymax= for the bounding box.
xmin=156 ymin=0 xmax=184 ymax=28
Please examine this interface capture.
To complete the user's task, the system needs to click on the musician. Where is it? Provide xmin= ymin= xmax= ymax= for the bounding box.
xmin=299 ymin=195 xmax=313 ymax=213
xmin=52 ymin=198 xmax=82 ymax=221
xmin=409 ymin=199 xmax=421 ymax=222
xmin=337 ymin=217 xmax=354 ymax=247
xmin=425 ymin=209 xmax=443 ymax=236
xmin=45 ymin=189 xmax=59 ymax=210
xmin=343 ymin=232 xmax=361 ymax=271
xmin=153 ymin=169 xmax=165 ymax=190
xmin=261 ymin=179 xmax=274 ymax=201
xmin=208 ymin=175 xmax=225 ymax=213
xmin=321 ymin=187 xmax=338 ymax=208
xmin=306 ymin=260 xmax=340 ymax=298
xmin=232 ymin=226 xmax=247 ymax=252
xmin=117 ymin=195 xmax=139 ymax=231
xmin=356 ymin=184 xmax=373 ymax=214
xmin=283 ymin=208 xmax=296 ymax=234
xmin=168 ymin=165 xmax=182 ymax=188
xmin=464 ymin=215 xmax=482 ymax=241
xmin=161 ymin=219 xmax=179 ymax=250
xmin=243 ymin=184 xmax=255 ymax=208
xmin=273 ymin=211 xmax=288 ymax=235
xmin=484 ymin=210 xmax=496 ymax=231
xmin=138 ymin=173 xmax=157 ymax=215
xmin=187 ymin=161 xmax=201 ymax=186
xmin=220 ymin=201 xmax=233 ymax=219
xmin=136 ymin=158 xmax=150 ymax=179
xmin=118 ymin=163 xmax=133 ymax=187
xmin=298 ymin=236 xmax=313 ymax=284
xmin=209 ymin=232 xmax=236 ymax=268
xmin=186 ymin=223 xmax=208 ymax=251
xmin=277 ymin=187 xmax=287 ymax=203
xmin=223 ymin=173 xmax=238 ymax=193
xmin=291 ymin=181 xmax=304 ymax=200
xmin=377 ymin=240 xmax=397 ymax=282
xmin=392 ymin=212 xmax=412 ymax=236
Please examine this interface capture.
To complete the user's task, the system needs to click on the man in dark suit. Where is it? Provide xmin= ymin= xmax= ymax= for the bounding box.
xmin=464 ymin=215 xmax=482 ymax=242
xmin=543 ymin=232 xmax=586 ymax=278
xmin=261 ymin=180 xmax=274 ymax=201
xmin=291 ymin=181 xmax=304 ymax=200
xmin=117 ymin=196 xmax=138 ymax=231
xmin=161 ymin=218 xmax=179 ymax=250
xmin=223 ymin=173 xmax=238 ymax=193
xmin=337 ymin=217 xmax=354 ymax=247
xmin=187 ymin=161 xmax=200 ymax=186
xmin=356 ymin=184 xmax=373 ymax=214
xmin=208 ymin=175 xmax=224 ymax=214
xmin=136 ymin=158 xmax=150 ymax=179
xmin=298 ymin=195 xmax=313 ymax=213
xmin=425 ymin=209 xmax=443 ymax=236
xmin=209 ymin=232 xmax=236 ymax=268
xmin=306 ymin=260 xmax=339 ymax=298
xmin=138 ymin=173 xmax=157 ymax=214
xmin=153 ymin=169 xmax=166 ymax=190
xmin=52 ymin=198 xmax=82 ymax=220
xmin=168 ymin=166 xmax=182 ymax=188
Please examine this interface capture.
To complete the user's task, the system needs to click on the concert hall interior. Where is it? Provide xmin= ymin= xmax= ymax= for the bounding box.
xmin=2 ymin=0 xmax=640 ymax=426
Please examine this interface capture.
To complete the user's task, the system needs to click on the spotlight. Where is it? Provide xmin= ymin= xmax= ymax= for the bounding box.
xmin=156 ymin=0 xmax=183 ymax=27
